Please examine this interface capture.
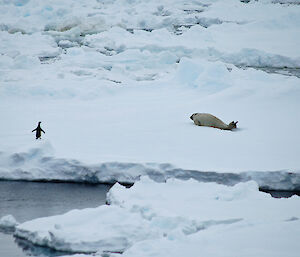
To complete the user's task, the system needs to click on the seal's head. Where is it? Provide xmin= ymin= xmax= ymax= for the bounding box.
xmin=228 ymin=121 xmax=238 ymax=130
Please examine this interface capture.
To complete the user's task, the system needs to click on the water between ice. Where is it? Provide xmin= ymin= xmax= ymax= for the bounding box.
xmin=0 ymin=181 xmax=111 ymax=257
xmin=239 ymin=66 xmax=300 ymax=78
xmin=0 ymin=181 xmax=298 ymax=257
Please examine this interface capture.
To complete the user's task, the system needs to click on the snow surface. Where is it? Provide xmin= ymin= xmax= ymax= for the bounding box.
xmin=1 ymin=0 xmax=300 ymax=179
xmin=15 ymin=178 xmax=300 ymax=256
xmin=1 ymin=61 xmax=300 ymax=182
xmin=1 ymin=144 xmax=300 ymax=190
xmin=0 ymin=214 xmax=19 ymax=231
xmin=1 ymin=0 xmax=300 ymax=255
xmin=1 ymin=0 xmax=300 ymax=183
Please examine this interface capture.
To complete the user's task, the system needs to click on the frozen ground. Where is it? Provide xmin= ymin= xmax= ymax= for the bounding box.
xmin=1 ymin=0 xmax=300 ymax=255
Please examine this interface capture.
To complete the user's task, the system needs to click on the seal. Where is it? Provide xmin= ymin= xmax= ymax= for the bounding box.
xmin=190 ymin=113 xmax=238 ymax=130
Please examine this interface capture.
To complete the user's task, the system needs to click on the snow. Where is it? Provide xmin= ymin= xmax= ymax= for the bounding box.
xmin=1 ymin=144 xmax=300 ymax=190
xmin=1 ymin=57 xmax=300 ymax=176
xmin=15 ymin=204 xmax=160 ymax=253
xmin=14 ymin=178 xmax=300 ymax=255
xmin=121 ymin=220 xmax=300 ymax=257
xmin=1 ymin=0 xmax=300 ymax=255
xmin=1 ymin=0 xmax=300 ymax=187
xmin=0 ymin=215 xmax=19 ymax=231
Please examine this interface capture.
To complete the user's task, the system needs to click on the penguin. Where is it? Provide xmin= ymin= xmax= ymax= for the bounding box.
xmin=32 ymin=121 xmax=45 ymax=139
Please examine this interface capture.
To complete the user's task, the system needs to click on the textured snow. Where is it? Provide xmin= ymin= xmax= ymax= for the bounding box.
xmin=14 ymin=178 xmax=300 ymax=255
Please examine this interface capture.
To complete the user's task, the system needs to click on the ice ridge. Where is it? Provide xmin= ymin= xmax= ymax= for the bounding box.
xmin=0 ymin=149 xmax=299 ymax=191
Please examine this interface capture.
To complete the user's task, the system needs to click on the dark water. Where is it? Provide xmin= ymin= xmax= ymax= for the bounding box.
xmin=238 ymin=66 xmax=300 ymax=78
xmin=260 ymin=189 xmax=300 ymax=198
xmin=0 ymin=181 xmax=111 ymax=257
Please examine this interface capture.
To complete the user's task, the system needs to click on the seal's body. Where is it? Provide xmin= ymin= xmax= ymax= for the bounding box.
xmin=190 ymin=113 xmax=238 ymax=130
xmin=32 ymin=122 xmax=45 ymax=139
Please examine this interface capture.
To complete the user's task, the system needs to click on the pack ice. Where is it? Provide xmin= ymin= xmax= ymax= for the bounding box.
xmin=1 ymin=0 xmax=300 ymax=255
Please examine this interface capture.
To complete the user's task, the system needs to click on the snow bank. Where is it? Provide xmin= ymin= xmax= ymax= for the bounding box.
xmin=1 ymin=145 xmax=300 ymax=191
xmin=14 ymin=178 xmax=300 ymax=255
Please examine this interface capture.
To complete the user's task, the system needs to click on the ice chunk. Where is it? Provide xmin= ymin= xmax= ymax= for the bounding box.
xmin=0 ymin=215 xmax=19 ymax=230
xmin=175 ymin=58 xmax=232 ymax=92
xmin=15 ymin=205 xmax=160 ymax=253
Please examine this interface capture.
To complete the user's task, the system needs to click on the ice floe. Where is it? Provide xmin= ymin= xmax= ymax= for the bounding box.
xmin=14 ymin=177 xmax=300 ymax=255
xmin=1 ymin=146 xmax=300 ymax=191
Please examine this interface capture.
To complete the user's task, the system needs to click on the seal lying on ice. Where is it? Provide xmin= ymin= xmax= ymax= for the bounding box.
xmin=190 ymin=113 xmax=238 ymax=130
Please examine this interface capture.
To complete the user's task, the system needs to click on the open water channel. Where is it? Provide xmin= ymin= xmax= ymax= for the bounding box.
xmin=0 ymin=181 xmax=111 ymax=257
xmin=0 ymin=180 xmax=299 ymax=257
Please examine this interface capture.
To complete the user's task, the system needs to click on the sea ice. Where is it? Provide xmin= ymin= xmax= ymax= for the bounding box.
xmin=0 ymin=215 xmax=19 ymax=231
xmin=14 ymin=178 xmax=300 ymax=255
xmin=1 ymin=0 xmax=300 ymax=256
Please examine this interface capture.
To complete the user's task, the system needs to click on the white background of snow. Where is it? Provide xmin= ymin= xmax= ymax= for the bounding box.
xmin=1 ymin=1 xmax=300 ymax=255
xmin=1 ymin=0 xmax=300 ymax=174
xmin=15 ymin=178 xmax=300 ymax=256
xmin=1 ymin=62 xmax=300 ymax=172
